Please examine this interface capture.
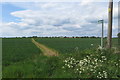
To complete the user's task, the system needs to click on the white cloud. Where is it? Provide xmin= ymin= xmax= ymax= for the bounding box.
xmin=2 ymin=0 xmax=119 ymax=2
xmin=80 ymin=0 xmax=96 ymax=6
xmin=1 ymin=2 xmax=119 ymax=37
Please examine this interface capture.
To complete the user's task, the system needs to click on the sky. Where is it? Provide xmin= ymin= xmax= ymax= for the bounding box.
xmin=0 ymin=1 xmax=119 ymax=37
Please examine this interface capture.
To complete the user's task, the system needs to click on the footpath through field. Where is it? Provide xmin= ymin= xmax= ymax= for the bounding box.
xmin=32 ymin=38 xmax=59 ymax=56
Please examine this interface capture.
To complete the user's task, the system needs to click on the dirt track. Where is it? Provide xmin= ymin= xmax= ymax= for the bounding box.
xmin=32 ymin=38 xmax=59 ymax=56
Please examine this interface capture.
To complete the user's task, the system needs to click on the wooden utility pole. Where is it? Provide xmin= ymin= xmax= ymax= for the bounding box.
xmin=107 ymin=0 xmax=113 ymax=49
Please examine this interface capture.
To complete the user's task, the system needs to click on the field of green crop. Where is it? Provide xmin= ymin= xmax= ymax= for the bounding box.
xmin=2 ymin=38 xmax=42 ymax=78
xmin=35 ymin=38 xmax=118 ymax=54
xmin=35 ymin=38 xmax=100 ymax=54
xmin=2 ymin=38 xmax=41 ymax=66
xmin=2 ymin=38 xmax=120 ymax=78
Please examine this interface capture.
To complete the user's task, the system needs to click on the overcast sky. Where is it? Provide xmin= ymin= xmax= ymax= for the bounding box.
xmin=0 ymin=1 xmax=119 ymax=37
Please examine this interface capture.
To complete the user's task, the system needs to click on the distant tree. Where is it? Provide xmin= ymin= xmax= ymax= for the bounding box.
xmin=64 ymin=36 xmax=67 ymax=38
xmin=22 ymin=36 xmax=26 ymax=38
xmin=28 ymin=36 xmax=32 ymax=38
xmin=72 ymin=36 xmax=75 ymax=38
xmin=90 ymin=36 xmax=96 ymax=38
xmin=45 ymin=37 xmax=48 ymax=38
xmin=117 ymin=33 xmax=120 ymax=38
xmin=83 ymin=36 xmax=89 ymax=38
xmin=32 ymin=36 xmax=37 ymax=38
xmin=96 ymin=37 xmax=100 ymax=38
xmin=76 ymin=36 xmax=80 ymax=38
xmin=117 ymin=33 xmax=120 ymax=46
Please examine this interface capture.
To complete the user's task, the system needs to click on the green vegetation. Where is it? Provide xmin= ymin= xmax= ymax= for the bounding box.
xmin=2 ymin=38 xmax=41 ymax=78
xmin=35 ymin=38 xmax=100 ymax=54
xmin=35 ymin=38 xmax=118 ymax=54
xmin=2 ymin=38 xmax=41 ymax=66
xmin=2 ymin=38 xmax=119 ymax=78
xmin=60 ymin=50 xmax=120 ymax=78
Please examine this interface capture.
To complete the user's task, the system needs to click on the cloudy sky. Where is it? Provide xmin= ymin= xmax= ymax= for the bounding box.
xmin=0 ymin=1 xmax=119 ymax=37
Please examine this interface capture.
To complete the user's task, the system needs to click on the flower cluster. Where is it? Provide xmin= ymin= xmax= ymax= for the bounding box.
xmin=62 ymin=54 xmax=109 ymax=78
xmin=97 ymin=71 xmax=107 ymax=78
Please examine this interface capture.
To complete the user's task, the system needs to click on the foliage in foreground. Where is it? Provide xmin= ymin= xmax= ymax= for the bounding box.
xmin=3 ymin=49 xmax=120 ymax=78
xmin=62 ymin=49 xmax=120 ymax=78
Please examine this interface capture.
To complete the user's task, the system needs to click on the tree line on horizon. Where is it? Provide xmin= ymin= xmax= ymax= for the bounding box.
xmin=1 ymin=32 xmax=120 ymax=39
xmin=1 ymin=36 xmax=118 ymax=39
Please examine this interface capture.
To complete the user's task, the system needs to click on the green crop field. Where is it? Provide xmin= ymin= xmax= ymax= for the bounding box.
xmin=35 ymin=38 xmax=118 ymax=54
xmin=35 ymin=38 xmax=100 ymax=54
xmin=2 ymin=38 xmax=120 ymax=78
xmin=2 ymin=38 xmax=41 ymax=66
xmin=2 ymin=38 xmax=42 ymax=78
